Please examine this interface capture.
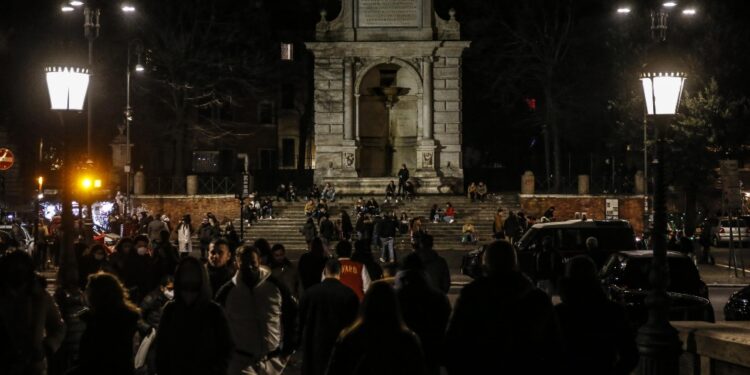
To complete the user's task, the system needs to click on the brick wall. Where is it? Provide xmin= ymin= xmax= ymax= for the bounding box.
xmin=132 ymin=195 xmax=239 ymax=222
xmin=520 ymin=194 xmax=647 ymax=234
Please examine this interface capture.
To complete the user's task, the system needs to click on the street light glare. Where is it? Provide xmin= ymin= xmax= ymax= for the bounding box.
xmin=683 ymin=8 xmax=697 ymax=15
xmin=81 ymin=178 xmax=92 ymax=189
xmin=45 ymin=66 xmax=90 ymax=111
xmin=135 ymin=63 xmax=145 ymax=72
xmin=69 ymin=0 xmax=84 ymax=6
xmin=61 ymin=5 xmax=75 ymax=12
xmin=122 ymin=5 xmax=136 ymax=12
xmin=616 ymin=7 xmax=631 ymax=14
xmin=663 ymin=2 xmax=677 ymax=7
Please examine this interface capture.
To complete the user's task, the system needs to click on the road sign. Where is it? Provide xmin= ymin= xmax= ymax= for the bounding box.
xmin=0 ymin=148 xmax=14 ymax=171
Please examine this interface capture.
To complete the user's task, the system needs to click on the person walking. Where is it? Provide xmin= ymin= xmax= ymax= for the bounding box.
xmin=395 ymin=253 xmax=452 ymax=375
xmin=298 ymin=237 xmax=329 ymax=290
xmin=147 ymin=214 xmax=169 ymax=245
xmin=138 ymin=275 xmax=174 ymax=375
xmin=334 ymin=240 xmax=371 ymax=300
xmin=269 ymin=244 xmax=302 ymax=301
xmin=207 ymin=238 xmax=235 ymax=297
xmin=326 ymin=281 xmax=427 ymax=375
xmin=340 ymin=210 xmax=353 ymax=241
xmin=319 ymin=215 xmax=336 ymax=249
xmin=534 ymin=236 xmax=563 ymax=296
xmin=216 ymin=245 xmax=291 ymax=375
xmin=76 ymin=272 xmax=140 ymax=375
xmin=298 ymin=259 xmax=359 ymax=375
xmin=585 ymin=236 xmax=608 ymax=270
xmin=156 ymin=257 xmax=233 ymax=375
xmin=176 ymin=215 xmax=193 ymax=258
xmin=0 ymin=251 xmax=65 ymax=375
xmin=378 ymin=214 xmax=398 ymax=263
xmin=397 ymin=164 xmax=410 ymax=198
xmin=492 ymin=208 xmax=505 ymax=240
xmin=445 ymin=240 xmax=562 ymax=375
xmin=555 ymin=256 xmax=638 ymax=375
xmin=352 ymin=239 xmax=383 ymax=282
xmin=301 ymin=218 xmax=317 ymax=245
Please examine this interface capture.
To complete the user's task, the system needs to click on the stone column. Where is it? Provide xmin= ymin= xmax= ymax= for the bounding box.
xmin=343 ymin=58 xmax=355 ymax=140
xmin=521 ymin=171 xmax=535 ymax=195
xmin=416 ymin=56 xmax=437 ymax=178
xmin=355 ymin=93 xmax=361 ymax=141
xmin=578 ymin=175 xmax=590 ymax=195
xmin=422 ymin=57 xmax=434 ymax=140
xmin=634 ymin=170 xmax=645 ymax=194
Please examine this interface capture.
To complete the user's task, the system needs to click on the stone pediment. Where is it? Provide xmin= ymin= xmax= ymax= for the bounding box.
xmin=316 ymin=0 xmax=460 ymax=42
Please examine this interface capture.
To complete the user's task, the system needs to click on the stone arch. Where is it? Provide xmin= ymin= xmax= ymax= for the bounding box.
xmin=354 ymin=57 xmax=423 ymax=96
xmin=355 ymin=58 xmax=423 ymax=177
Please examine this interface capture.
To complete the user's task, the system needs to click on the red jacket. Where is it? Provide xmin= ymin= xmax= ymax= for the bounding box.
xmin=338 ymin=258 xmax=371 ymax=301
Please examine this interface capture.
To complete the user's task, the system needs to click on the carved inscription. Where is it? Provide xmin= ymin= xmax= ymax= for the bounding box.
xmin=358 ymin=0 xmax=420 ymax=28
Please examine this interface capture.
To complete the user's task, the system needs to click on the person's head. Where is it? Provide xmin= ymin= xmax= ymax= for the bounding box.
xmin=401 ymin=164 xmax=406 ymax=169
xmin=236 ymin=245 xmax=262 ymax=287
xmin=446 ymin=202 xmax=452 ymax=208
xmin=356 ymin=281 xmax=406 ymax=331
xmin=323 ymin=259 xmax=342 ymax=279
xmin=497 ymin=208 xmax=503 ymax=214
xmin=208 ymin=239 xmax=231 ymax=268
xmin=335 ymin=240 xmax=353 ymax=258
xmin=413 ymin=233 xmax=434 ymax=252
xmin=159 ymin=275 xmax=175 ymax=298
xmin=0 ymin=250 xmax=35 ymax=292
xmin=174 ymin=257 xmax=210 ymax=306
xmin=134 ymin=235 xmax=150 ymax=256
xmin=253 ymin=238 xmax=271 ymax=259
xmin=90 ymin=244 xmax=107 ymax=261
xmin=182 ymin=214 xmax=191 ymax=224
xmin=585 ymin=237 xmax=599 ymax=250
xmin=85 ymin=272 xmax=138 ymax=314
xmin=482 ymin=240 xmax=518 ymax=276
xmin=116 ymin=237 xmax=134 ymax=255
xmin=271 ymin=244 xmax=287 ymax=265
xmin=310 ymin=237 xmax=326 ymax=256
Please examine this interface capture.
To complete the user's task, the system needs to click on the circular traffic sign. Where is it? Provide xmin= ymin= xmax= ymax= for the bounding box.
xmin=0 ymin=148 xmax=13 ymax=171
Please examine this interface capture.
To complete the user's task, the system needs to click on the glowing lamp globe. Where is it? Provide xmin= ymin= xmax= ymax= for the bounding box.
xmin=640 ymin=71 xmax=686 ymax=116
xmin=45 ymin=66 xmax=90 ymax=111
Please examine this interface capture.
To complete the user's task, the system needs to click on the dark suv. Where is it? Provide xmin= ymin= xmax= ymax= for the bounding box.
xmin=600 ymin=250 xmax=713 ymax=325
xmin=461 ymin=219 xmax=636 ymax=278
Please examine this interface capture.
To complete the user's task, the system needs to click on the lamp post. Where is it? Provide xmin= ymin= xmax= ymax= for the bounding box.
xmin=45 ymin=65 xmax=90 ymax=289
xmin=125 ymin=40 xmax=144 ymax=219
xmin=61 ymin=1 xmax=136 ymax=158
xmin=637 ymin=51 xmax=687 ymax=375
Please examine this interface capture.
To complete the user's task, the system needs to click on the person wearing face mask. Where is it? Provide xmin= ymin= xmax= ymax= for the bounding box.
xmin=216 ymin=245 xmax=298 ymax=375
xmin=119 ymin=235 xmax=156 ymax=304
xmin=138 ymin=275 xmax=175 ymax=375
xmin=78 ymin=244 xmax=115 ymax=290
xmin=156 ymin=257 xmax=233 ymax=375
xmin=0 ymin=250 xmax=66 ymax=375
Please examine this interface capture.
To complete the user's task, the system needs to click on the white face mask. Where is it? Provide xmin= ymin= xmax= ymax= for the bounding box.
xmin=137 ymin=246 xmax=148 ymax=256
xmin=163 ymin=289 xmax=174 ymax=300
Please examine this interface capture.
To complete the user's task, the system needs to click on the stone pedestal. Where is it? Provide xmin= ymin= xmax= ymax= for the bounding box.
xmin=578 ymin=175 xmax=590 ymax=195
xmin=521 ymin=171 xmax=535 ymax=195
xmin=134 ymin=171 xmax=145 ymax=195
xmin=635 ymin=170 xmax=645 ymax=194
xmin=186 ymin=175 xmax=198 ymax=196
xmin=339 ymin=140 xmax=359 ymax=178
xmin=415 ymin=139 xmax=437 ymax=178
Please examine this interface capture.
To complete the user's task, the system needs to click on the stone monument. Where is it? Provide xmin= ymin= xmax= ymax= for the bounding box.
xmin=306 ymin=0 xmax=470 ymax=194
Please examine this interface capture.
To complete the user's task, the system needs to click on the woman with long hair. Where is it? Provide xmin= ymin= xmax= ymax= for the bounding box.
xmin=76 ymin=272 xmax=140 ymax=375
xmin=326 ymin=281 xmax=427 ymax=375
xmin=299 ymin=237 xmax=330 ymax=290
xmin=156 ymin=257 xmax=233 ymax=375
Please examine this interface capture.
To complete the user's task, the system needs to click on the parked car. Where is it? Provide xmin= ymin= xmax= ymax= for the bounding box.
xmin=600 ymin=250 xmax=714 ymax=325
xmin=461 ymin=219 xmax=636 ymax=279
xmin=712 ymin=218 xmax=750 ymax=247
xmin=0 ymin=223 xmax=35 ymax=255
xmin=724 ymin=285 xmax=750 ymax=321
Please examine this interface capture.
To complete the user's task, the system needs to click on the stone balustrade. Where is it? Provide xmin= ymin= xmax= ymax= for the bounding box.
xmin=672 ymin=321 xmax=750 ymax=375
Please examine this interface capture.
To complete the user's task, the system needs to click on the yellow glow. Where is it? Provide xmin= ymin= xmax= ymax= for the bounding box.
xmin=94 ymin=179 xmax=102 ymax=188
xmin=37 ymin=176 xmax=44 ymax=186
xmin=81 ymin=178 xmax=92 ymax=189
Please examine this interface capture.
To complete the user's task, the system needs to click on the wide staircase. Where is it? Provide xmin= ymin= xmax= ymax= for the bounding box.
xmin=233 ymin=193 xmax=521 ymax=270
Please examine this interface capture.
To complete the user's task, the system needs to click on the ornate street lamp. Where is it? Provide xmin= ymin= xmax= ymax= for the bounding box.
xmin=45 ymin=65 xmax=90 ymax=289
xmin=636 ymin=48 xmax=687 ymax=375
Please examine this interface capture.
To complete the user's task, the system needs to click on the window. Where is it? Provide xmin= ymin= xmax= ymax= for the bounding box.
xmin=281 ymin=84 xmax=295 ymax=109
xmin=192 ymin=151 xmax=220 ymax=173
xmin=281 ymin=138 xmax=295 ymax=167
xmin=258 ymin=102 xmax=273 ymax=124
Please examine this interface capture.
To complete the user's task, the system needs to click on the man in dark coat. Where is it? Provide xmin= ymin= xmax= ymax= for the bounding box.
xmin=413 ymin=234 xmax=451 ymax=294
xmin=397 ymin=164 xmax=409 ymax=197
xmin=207 ymin=239 xmax=234 ymax=298
xmin=395 ymin=253 xmax=452 ymax=375
xmin=298 ymin=259 xmax=359 ymax=375
xmin=445 ymin=240 xmax=562 ymax=375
